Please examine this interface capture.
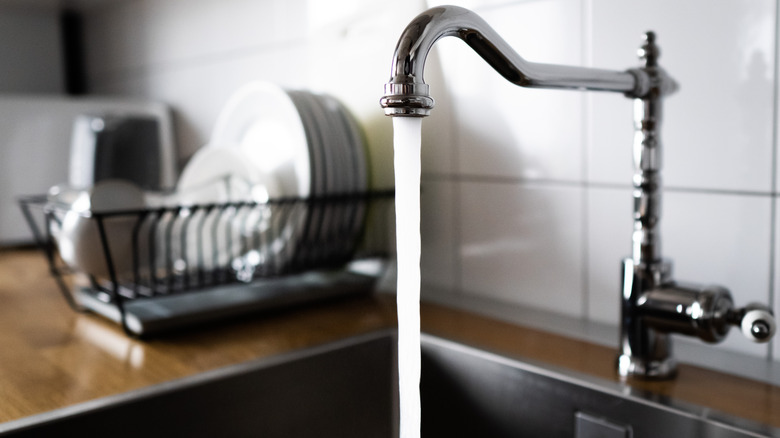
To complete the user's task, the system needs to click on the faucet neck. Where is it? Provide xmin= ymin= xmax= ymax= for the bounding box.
xmin=380 ymin=6 xmax=678 ymax=117
xmin=631 ymin=32 xmax=666 ymax=266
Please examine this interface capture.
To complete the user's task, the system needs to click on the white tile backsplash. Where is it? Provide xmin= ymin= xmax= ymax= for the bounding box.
xmin=80 ymin=0 xmax=780 ymax=362
xmin=421 ymin=179 xmax=457 ymax=292
xmin=460 ymin=181 xmax=584 ymax=317
xmin=589 ymin=0 xmax=776 ymax=193
xmin=663 ymin=192 xmax=773 ymax=298
xmin=441 ymin=0 xmax=585 ymax=182
xmin=587 ymin=186 xmax=633 ymax=325
xmin=775 ymin=197 xmax=780 ymax=362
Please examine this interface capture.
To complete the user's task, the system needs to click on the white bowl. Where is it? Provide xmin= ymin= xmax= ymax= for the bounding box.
xmin=210 ymin=81 xmax=310 ymax=198
xmin=55 ymin=180 xmax=146 ymax=281
xmin=177 ymin=145 xmax=278 ymax=205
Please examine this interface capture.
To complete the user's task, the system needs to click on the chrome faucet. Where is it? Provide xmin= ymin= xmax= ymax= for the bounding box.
xmin=380 ymin=5 xmax=777 ymax=379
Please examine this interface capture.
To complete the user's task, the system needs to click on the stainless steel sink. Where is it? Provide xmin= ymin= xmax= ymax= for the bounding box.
xmin=1 ymin=330 xmax=777 ymax=437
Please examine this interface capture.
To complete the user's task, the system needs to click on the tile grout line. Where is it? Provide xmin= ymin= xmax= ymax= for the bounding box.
xmin=444 ymin=66 xmax=464 ymax=297
xmin=423 ymin=173 xmax=777 ymax=198
xmin=767 ymin=0 xmax=780 ymax=362
xmin=580 ymin=0 xmax=594 ymax=321
xmin=452 ymin=120 xmax=464 ymax=297
xmin=453 ymin=179 xmax=463 ymax=296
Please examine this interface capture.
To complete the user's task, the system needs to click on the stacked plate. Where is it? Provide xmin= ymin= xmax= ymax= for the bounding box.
xmin=176 ymin=81 xmax=368 ymax=275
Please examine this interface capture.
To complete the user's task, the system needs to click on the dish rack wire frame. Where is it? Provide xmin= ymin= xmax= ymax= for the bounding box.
xmin=18 ymin=191 xmax=395 ymax=335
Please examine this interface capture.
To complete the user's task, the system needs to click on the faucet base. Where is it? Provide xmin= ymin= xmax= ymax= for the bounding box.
xmin=618 ymin=258 xmax=676 ymax=380
xmin=617 ymin=353 xmax=677 ymax=380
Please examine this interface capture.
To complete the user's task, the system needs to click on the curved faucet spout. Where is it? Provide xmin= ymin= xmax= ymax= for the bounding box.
xmin=378 ymin=5 xmax=772 ymax=382
xmin=379 ymin=5 xmax=676 ymax=116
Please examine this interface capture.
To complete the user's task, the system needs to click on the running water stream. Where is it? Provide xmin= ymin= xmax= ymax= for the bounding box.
xmin=393 ymin=117 xmax=422 ymax=438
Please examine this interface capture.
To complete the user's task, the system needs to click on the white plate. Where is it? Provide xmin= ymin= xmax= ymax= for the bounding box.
xmin=177 ymin=146 xmax=276 ymax=205
xmin=286 ymin=90 xmax=331 ymax=259
xmin=211 ymin=82 xmax=310 ymax=198
xmin=336 ymin=100 xmax=369 ymax=255
xmin=313 ymin=93 xmax=350 ymax=194
xmin=309 ymin=94 xmax=342 ymax=194
xmin=209 ymin=82 xmax=317 ymax=275
xmin=337 ymin=101 xmax=368 ymax=193
xmin=286 ymin=91 xmax=324 ymax=196
xmin=310 ymin=93 xmax=353 ymax=257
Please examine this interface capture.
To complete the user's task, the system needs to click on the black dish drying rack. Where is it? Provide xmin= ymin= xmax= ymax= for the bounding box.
xmin=19 ymin=191 xmax=394 ymax=336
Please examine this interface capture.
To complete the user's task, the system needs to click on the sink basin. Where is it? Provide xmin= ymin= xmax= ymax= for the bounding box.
xmin=1 ymin=330 xmax=777 ymax=437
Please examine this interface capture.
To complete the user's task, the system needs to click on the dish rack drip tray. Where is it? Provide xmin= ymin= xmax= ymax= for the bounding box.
xmin=19 ymin=191 xmax=394 ymax=336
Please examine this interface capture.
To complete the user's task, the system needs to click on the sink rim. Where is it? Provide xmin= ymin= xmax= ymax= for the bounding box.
xmin=1 ymin=328 xmax=777 ymax=437
xmin=424 ymin=333 xmax=780 ymax=437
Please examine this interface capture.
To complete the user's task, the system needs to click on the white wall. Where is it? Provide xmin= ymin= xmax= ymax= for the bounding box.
xmin=80 ymin=0 xmax=780 ymax=364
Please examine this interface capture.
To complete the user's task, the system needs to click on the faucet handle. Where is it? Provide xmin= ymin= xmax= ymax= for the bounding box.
xmin=729 ymin=303 xmax=776 ymax=343
xmin=640 ymin=284 xmax=776 ymax=344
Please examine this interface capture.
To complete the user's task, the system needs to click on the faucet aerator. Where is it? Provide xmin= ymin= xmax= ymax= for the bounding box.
xmin=380 ymin=82 xmax=434 ymax=117
xmin=379 ymin=97 xmax=433 ymax=117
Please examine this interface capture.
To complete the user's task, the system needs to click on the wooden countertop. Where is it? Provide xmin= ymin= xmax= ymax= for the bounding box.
xmin=1 ymin=248 xmax=779 ymax=430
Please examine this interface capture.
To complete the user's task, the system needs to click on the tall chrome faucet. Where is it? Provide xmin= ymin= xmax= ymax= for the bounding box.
xmin=381 ymin=5 xmax=777 ymax=379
